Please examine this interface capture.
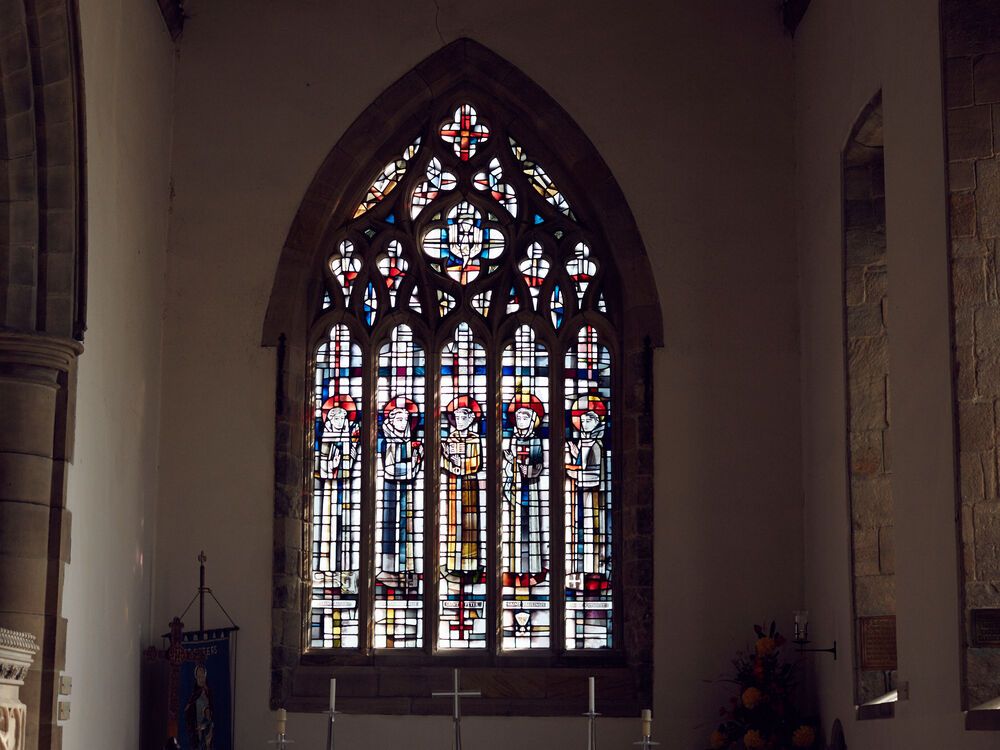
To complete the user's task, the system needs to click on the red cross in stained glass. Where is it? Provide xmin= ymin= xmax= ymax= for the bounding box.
xmin=440 ymin=104 xmax=490 ymax=161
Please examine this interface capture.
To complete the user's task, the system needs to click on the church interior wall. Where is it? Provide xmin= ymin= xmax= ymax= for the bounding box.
xmin=149 ymin=1 xmax=803 ymax=748
xmin=794 ymin=0 xmax=996 ymax=746
xmin=60 ymin=0 xmax=176 ymax=747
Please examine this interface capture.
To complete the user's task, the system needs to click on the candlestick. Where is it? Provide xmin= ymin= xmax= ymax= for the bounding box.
xmin=641 ymin=709 xmax=651 ymax=738
xmin=588 ymin=676 xmax=595 ymax=714
xmin=277 ymin=708 xmax=287 ymax=736
xmin=330 ymin=678 xmax=336 ymax=712
xmin=794 ymin=610 xmax=809 ymax=642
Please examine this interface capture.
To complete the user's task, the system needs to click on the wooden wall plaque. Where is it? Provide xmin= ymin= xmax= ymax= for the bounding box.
xmin=859 ymin=615 xmax=897 ymax=671
xmin=971 ymin=608 xmax=1000 ymax=647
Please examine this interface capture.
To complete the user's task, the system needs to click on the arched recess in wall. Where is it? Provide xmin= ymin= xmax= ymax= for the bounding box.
xmin=0 ymin=0 xmax=87 ymax=748
xmin=943 ymin=0 xmax=1000 ymax=718
xmin=842 ymin=92 xmax=898 ymax=716
xmin=262 ymin=39 xmax=662 ymax=715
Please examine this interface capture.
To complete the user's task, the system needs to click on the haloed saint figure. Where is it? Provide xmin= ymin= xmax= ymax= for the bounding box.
xmin=184 ymin=664 xmax=213 ymax=750
xmin=379 ymin=397 xmax=423 ymax=579
xmin=503 ymin=395 xmax=546 ymax=580
xmin=318 ymin=396 xmax=360 ymax=573
xmin=567 ymin=395 xmax=608 ymax=576
xmin=441 ymin=396 xmax=483 ymax=573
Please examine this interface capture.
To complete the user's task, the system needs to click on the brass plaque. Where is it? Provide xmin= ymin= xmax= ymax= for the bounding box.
xmin=971 ymin=608 xmax=1000 ymax=647
xmin=859 ymin=615 xmax=897 ymax=671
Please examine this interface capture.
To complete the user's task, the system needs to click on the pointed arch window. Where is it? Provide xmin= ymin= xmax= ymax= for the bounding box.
xmin=310 ymin=103 xmax=618 ymax=655
xmin=266 ymin=41 xmax=660 ymax=716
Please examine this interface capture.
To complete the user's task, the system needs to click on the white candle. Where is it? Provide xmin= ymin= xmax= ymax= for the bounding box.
xmin=641 ymin=709 xmax=652 ymax=738
xmin=794 ymin=610 xmax=809 ymax=640
xmin=277 ymin=708 xmax=287 ymax=735
xmin=588 ymin=676 xmax=595 ymax=714
xmin=330 ymin=678 xmax=336 ymax=712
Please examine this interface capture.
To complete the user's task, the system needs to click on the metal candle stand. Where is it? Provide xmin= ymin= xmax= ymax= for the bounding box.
xmin=583 ymin=708 xmax=600 ymax=750
xmin=326 ymin=707 xmax=338 ymax=750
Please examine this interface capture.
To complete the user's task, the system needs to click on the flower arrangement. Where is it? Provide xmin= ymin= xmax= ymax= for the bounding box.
xmin=707 ymin=622 xmax=817 ymax=749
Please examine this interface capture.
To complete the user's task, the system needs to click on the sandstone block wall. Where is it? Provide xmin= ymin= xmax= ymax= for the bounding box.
xmin=843 ymin=98 xmax=897 ymax=706
xmin=944 ymin=0 xmax=1000 ymax=710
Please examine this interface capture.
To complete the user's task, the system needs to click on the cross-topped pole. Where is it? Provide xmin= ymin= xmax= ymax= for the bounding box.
xmin=432 ymin=668 xmax=481 ymax=750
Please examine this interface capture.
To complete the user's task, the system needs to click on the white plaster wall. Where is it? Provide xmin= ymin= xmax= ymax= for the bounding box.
xmin=155 ymin=1 xmax=801 ymax=748
xmin=62 ymin=0 xmax=175 ymax=747
xmin=794 ymin=0 xmax=993 ymax=747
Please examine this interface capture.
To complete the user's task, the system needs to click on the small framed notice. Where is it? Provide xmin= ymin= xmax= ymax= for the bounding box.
xmin=859 ymin=615 xmax=897 ymax=671
xmin=971 ymin=608 xmax=1000 ymax=647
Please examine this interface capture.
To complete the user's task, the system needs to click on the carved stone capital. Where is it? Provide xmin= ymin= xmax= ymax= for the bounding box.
xmin=0 ymin=629 xmax=37 ymax=688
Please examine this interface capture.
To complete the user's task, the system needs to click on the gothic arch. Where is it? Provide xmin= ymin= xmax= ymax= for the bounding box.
xmin=264 ymin=38 xmax=660 ymax=715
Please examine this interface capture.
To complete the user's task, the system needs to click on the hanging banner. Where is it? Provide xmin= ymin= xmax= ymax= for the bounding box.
xmin=177 ymin=633 xmax=232 ymax=750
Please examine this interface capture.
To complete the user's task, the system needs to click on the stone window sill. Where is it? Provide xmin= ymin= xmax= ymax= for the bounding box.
xmin=856 ymin=702 xmax=894 ymax=721
xmin=966 ymin=709 xmax=1000 ymax=731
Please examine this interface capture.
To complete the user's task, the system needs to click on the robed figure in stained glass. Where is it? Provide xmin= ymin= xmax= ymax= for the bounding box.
xmin=441 ymin=395 xmax=483 ymax=572
xmin=566 ymin=395 xmax=608 ymax=576
xmin=379 ymin=397 xmax=423 ymax=579
xmin=318 ymin=395 xmax=360 ymax=573
xmin=502 ymin=394 xmax=546 ymax=580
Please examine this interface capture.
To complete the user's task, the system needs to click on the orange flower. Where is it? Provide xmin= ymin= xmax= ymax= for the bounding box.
xmin=755 ymin=637 xmax=776 ymax=657
xmin=741 ymin=686 xmax=763 ymax=709
xmin=709 ymin=729 xmax=728 ymax=749
xmin=752 ymin=660 xmax=765 ymax=679
xmin=743 ymin=729 xmax=765 ymax=749
xmin=792 ymin=726 xmax=816 ymax=748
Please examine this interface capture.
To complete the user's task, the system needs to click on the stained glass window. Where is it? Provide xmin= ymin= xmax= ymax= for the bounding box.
xmin=411 ymin=158 xmax=457 ymax=219
xmin=564 ymin=326 xmax=613 ymax=649
xmin=329 ymin=239 xmax=362 ymax=304
xmin=354 ymin=139 xmax=421 ymax=218
xmin=510 ymin=137 xmax=575 ymax=219
xmin=439 ymin=323 xmax=489 ymax=648
xmin=422 ymin=201 xmax=505 ymax=285
xmin=311 ymin=324 xmax=363 ymax=648
xmin=471 ymin=290 xmax=492 ymax=318
xmin=474 ymin=157 xmax=518 ymax=217
xmin=309 ymin=101 xmax=621 ymax=656
xmin=377 ymin=240 xmax=408 ymax=306
xmin=566 ymin=242 xmax=597 ymax=308
xmin=501 ymin=325 xmax=550 ymax=649
xmin=375 ymin=325 xmax=426 ymax=648
xmin=519 ymin=242 xmax=550 ymax=310
xmin=362 ymin=282 xmax=378 ymax=327
xmin=551 ymin=285 xmax=565 ymax=328
xmin=439 ymin=104 xmax=490 ymax=162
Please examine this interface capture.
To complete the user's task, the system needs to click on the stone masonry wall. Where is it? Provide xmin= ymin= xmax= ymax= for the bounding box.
xmin=843 ymin=100 xmax=896 ymax=705
xmin=944 ymin=0 xmax=1000 ymax=710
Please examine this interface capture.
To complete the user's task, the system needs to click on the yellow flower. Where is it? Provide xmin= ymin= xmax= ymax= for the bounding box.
xmin=792 ymin=725 xmax=816 ymax=748
xmin=741 ymin=686 xmax=763 ymax=709
xmin=743 ymin=729 xmax=765 ymax=749
xmin=755 ymin=637 xmax=776 ymax=657
xmin=709 ymin=729 xmax=728 ymax=749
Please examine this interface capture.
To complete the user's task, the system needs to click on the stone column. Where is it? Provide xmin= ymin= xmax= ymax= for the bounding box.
xmin=0 ymin=629 xmax=38 ymax=750
xmin=0 ymin=332 xmax=82 ymax=750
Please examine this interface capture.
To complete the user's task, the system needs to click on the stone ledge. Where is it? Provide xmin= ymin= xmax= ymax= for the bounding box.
xmin=966 ymin=708 xmax=1000 ymax=730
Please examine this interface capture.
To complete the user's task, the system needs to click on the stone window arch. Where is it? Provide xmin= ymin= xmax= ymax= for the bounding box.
xmin=263 ymin=39 xmax=661 ymax=715
xmin=842 ymin=92 xmax=898 ymax=716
